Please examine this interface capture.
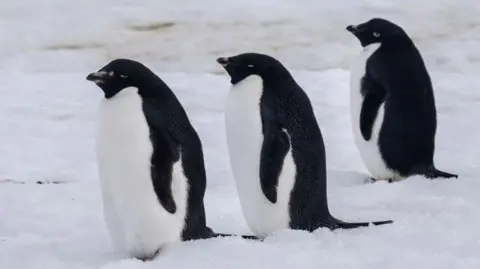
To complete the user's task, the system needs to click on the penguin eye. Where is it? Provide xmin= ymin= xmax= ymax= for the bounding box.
xmin=247 ymin=64 xmax=254 ymax=68
xmin=373 ymin=32 xmax=380 ymax=37
xmin=119 ymin=74 xmax=128 ymax=79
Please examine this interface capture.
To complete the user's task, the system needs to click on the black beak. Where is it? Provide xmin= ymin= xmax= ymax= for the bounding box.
xmin=216 ymin=57 xmax=229 ymax=67
xmin=346 ymin=25 xmax=357 ymax=33
xmin=86 ymin=71 xmax=107 ymax=82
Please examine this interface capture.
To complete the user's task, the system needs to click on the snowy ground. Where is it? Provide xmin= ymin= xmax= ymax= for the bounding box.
xmin=2 ymin=0 xmax=480 ymax=74
xmin=1 ymin=1 xmax=479 ymax=269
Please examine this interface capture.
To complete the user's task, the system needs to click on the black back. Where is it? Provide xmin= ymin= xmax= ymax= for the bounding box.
xmin=217 ymin=53 xmax=393 ymax=231
xmin=87 ymin=59 xmax=214 ymax=240
xmin=346 ymin=18 xmax=457 ymax=179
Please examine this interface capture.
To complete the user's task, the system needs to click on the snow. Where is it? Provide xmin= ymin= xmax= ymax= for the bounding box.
xmin=0 ymin=0 xmax=479 ymax=268
xmin=2 ymin=0 xmax=480 ymax=74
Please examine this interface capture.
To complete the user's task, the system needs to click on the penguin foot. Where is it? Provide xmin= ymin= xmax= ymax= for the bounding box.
xmin=212 ymin=232 xmax=263 ymax=241
xmin=136 ymin=248 xmax=161 ymax=262
xmin=184 ymin=227 xmax=261 ymax=241
xmin=366 ymin=177 xmax=395 ymax=184
xmin=364 ymin=177 xmax=377 ymax=184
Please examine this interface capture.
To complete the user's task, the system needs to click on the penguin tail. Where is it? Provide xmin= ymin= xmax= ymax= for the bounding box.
xmin=331 ymin=218 xmax=393 ymax=230
xmin=212 ymin=232 xmax=262 ymax=241
xmin=424 ymin=166 xmax=458 ymax=179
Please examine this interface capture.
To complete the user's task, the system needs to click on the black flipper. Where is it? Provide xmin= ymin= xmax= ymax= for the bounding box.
xmin=142 ymin=100 xmax=180 ymax=214
xmin=359 ymin=76 xmax=387 ymax=141
xmin=424 ymin=165 xmax=458 ymax=179
xmin=259 ymin=128 xmax=290 ymax=203
xmin=151 ymin=172 xmax=176 ymax=214
xmin=259 ymin=106 xmax=291 ymax=203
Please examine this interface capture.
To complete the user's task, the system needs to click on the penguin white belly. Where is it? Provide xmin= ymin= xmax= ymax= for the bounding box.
xmin=349 ymin=43 xmax=399 ymax=181
xmin=95 ymin=87 xmax=187 ymax=258
xmin=224 ymin=75 xmax=296 ymax=237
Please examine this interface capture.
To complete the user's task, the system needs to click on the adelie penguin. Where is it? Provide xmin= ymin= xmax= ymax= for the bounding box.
xmin=86 ymin=59 xmax=258 ymax=260
xmin=346 ymin=18 xmax=458 ymax=182
xmin=216 ymin=53 xmax=393 ymax=238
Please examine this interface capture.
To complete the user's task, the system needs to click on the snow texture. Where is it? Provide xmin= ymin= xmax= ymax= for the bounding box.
xmin=0 ymin=0 xmax=479 ymax=268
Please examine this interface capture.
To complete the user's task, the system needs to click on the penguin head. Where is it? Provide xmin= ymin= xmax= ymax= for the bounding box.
xmin=346 ymin=18 xmax=410 ymax=47
xmin=87 ymin=59 xmax=153 ymax=98
xmin=217 ymin=53 xmax=291 ymax=85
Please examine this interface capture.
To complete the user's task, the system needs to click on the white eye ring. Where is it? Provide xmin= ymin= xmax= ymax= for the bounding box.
xmin=247 ymin=64 xmax=254 ymax=68
xmin=373 ymin=32 xmax=380 ymax=37
xmin=120 ymin=74 xmax=128 ymax=78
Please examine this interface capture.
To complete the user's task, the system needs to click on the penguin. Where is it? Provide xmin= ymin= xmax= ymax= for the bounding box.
xmin=86 ymin=59 xmax=258 ymax=260
xmin=346 ymin=18 xmax=458 ymax=182
xmin=216 ymin=53 xmax=393 ymax=238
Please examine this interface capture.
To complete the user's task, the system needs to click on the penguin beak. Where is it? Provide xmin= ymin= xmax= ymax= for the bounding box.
xmin=86 ymin=71 xmax=108 ymax=83
xmin=346 ymin=25 xmax=358 ymax=33
xmin=216 ymin=57 xmax=229 ymax=67
xmin=346 ymin=24 xmax=368 ymax=35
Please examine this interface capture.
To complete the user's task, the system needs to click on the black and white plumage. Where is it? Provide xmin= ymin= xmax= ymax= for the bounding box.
xmin=346 ymin=18 xmax=458 ymax=182
xmin=86 ymin=59 xmax=257 ymax=260
xmin=217 ymin=53 xmax=393 ymax=237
